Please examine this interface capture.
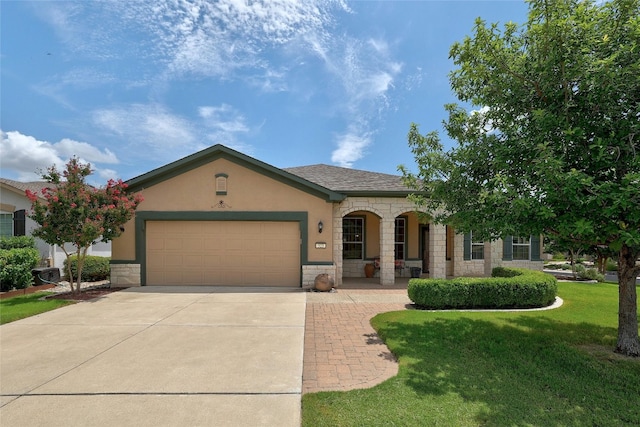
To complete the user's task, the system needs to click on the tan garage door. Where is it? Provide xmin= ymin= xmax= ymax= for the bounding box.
xmin=146 ymin=221 xmax=300 ymax=286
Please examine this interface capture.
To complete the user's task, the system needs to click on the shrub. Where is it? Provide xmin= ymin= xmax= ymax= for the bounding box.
xmin=407 ymin=268 xmax=557 ymax=309
xmin=574 ymin=265 xmax=605 ymax=282
xmin=605 ymin=260 xmax=618 ymax=272
xmin=0 ymin=236 xmax=36 ymax=250
xmin=64 ymin=256 xmax=110 ymax=282
xmin=0 ymin=247 xmax=40 ymax=291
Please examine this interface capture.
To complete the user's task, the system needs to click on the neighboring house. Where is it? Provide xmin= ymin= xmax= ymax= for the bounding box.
xmin=110 ymin=144 xmax=542 ymax=288
xmin=0 ymin=178 xmax=111 ymax=270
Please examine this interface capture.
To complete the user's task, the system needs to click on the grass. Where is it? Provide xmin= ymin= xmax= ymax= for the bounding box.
xmin=302 ymin=282 xmax=640 ymax=426
xmin=0 ymin=292 xmax=74 ymax=324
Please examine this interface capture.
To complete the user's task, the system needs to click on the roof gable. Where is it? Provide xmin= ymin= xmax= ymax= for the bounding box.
xmin=126 ymin=145 xmax=345 ymax=202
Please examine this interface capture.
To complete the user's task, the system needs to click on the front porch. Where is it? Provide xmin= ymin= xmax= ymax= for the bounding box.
xmin=334 ymin=196 xmax=451 ymax=287
xmin=339 ymin=276 xmax=412 ymax=290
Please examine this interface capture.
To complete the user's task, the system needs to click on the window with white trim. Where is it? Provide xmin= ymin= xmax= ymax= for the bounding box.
xmin=471 ymin=231 xmax=484 ymax=260
xmin=512 ymin=236 xmax=531 ymax=260
xmin=0 ymin=213 xmax=12 ymax=238
xmin=342 ymin=217 xmax=364 ymax=259
xmin=394 ymin=217 xmax=406 ymax=260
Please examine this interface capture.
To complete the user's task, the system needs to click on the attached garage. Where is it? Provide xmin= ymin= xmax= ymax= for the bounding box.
xmin=110 ymin=145 xmax=343 ymax=288
xmin=146 ymin=220 xmax=301 ymax=287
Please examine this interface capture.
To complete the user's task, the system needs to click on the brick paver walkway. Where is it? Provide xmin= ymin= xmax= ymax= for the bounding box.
xmin=302 ymin=287 xmax=411 ymax=394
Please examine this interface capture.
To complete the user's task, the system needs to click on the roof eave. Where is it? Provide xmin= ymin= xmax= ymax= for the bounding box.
xmin=340 ymin=190 xmax=420 ymax=198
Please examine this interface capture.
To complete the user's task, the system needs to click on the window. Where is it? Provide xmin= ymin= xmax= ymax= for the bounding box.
xmin=512 ymin=236 xmax=531 ymax=260
xmin=503 ymin=235 xmax=540 ymax=261
xmin=471 ymin=231 xmax=484 ymax=260
xmin=394 ymin=217 xmax=406 ymax=260
xmin=0 ymin=213 xmax=12 ymax=238
xmin=463 ymin=231 xmax=484 ymax=260
xmin=215 ymin=173 xmax=228 ymax=195
xmin=342 ymin=217 xmax=364 ymax=259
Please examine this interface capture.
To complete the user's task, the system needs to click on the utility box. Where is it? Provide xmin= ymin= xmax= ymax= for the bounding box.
xmin=32 ymin=267 xmax=61 ymax=286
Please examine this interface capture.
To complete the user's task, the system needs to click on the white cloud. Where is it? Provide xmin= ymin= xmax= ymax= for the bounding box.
xmin=470 ymin=106 xmax=496 ymax=134
xmin=93 ymin=104 xmax=197 ymax=152
xmin=0 ymin=130 xmax=119 ymax=181
xmin=56 ymin=139 xmax=118 ymax=164
xmin=308 ymin=33 xmax=402 ymax=167
xmin=112 ymin=0 xmax=349 ymax=80
xmin=330 ymin=127 xmax=371 ymax=168
xmin=199 ymin=104 xmax=249 ymax=133
xmin=198 ymin=104 xmax=251 ymax=148
xmin=91 ymin=102 xmax=253 ymax=161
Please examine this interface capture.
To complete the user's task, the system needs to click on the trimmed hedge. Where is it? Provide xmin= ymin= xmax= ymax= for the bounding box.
xmin=64 ymin=256 xmax=110 ymax=282
xmin=0 ymin=247 xmax=40 ymax=291
xmin=408 ymin=267 xmax=557 ymax=309
xmin=0 ymin=236 xmax=36 ymax=250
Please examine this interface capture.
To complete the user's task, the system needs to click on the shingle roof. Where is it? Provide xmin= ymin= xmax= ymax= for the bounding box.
xmin=283 ymin=164 xmax=411 ymax=194
xmin=0 ymin=178 xmax=54 ymax=198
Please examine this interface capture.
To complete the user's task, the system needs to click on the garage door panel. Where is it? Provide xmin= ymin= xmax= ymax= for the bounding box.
xmin=146 ymin=221 xmax=300 ymax=287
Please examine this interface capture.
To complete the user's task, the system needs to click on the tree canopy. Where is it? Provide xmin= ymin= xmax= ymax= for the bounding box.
xmin=401 ymin=0 xmax=640 ymax=355
xmin=27 ymin=158 xmax=143 ymax=293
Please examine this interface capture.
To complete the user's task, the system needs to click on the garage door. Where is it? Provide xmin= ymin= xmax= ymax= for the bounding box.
xmin=146 ymin=221 xmax=300 ymax=286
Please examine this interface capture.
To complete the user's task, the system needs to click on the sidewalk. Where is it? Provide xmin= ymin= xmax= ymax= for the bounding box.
xmin=303 ymin=281 xmax=411 ymax=394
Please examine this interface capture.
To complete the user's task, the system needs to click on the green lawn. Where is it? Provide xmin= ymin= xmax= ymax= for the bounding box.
xmin=302 ymin=282 xmax=640 ymax=426
xmin=0 ymin=292 xmax=74 ymax=324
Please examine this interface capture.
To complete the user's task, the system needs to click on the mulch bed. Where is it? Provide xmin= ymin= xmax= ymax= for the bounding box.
xmin=46 ymin=287 xmax=127 ymax=301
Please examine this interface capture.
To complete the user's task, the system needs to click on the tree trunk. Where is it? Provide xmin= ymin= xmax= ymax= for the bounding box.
xmin=615 ymin=244 xmax=640 ymax=357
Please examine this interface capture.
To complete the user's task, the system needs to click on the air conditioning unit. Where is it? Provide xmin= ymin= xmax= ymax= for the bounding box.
xmin=32 ymin=267 xmax=61 ymax=286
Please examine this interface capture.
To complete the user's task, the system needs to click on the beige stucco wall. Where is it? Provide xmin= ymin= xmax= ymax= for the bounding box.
xmin=112 ymin=158 xmax=333 ymax=263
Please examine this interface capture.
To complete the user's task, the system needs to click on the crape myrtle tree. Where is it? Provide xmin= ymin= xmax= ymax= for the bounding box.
xmin=27 ymin=158 xmax=143 ymax=294
xmin=400 ymin=0 xmax=640 ymax=356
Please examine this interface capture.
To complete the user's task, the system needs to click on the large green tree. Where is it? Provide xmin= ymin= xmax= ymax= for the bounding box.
xmin=27 ymin=158 xmax=143 ymax=294
xmin=401 ymin=0 xmax=640 ymax=356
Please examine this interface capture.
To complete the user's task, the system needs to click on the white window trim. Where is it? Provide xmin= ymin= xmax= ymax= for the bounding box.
xmin=512 ymin=236 xmax=531 ymax=260
xmin=470 ymin=231 xmax=484 ymax=260
xmin=343 ymin=217 xmax=364 ymax=259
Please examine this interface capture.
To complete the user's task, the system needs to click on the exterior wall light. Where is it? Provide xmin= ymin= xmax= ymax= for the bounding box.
xmin=318 ymin=221 xmax=324 ymax=233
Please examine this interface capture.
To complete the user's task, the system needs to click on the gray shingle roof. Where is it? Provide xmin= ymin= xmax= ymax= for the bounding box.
xmin=283 ymin=164 xmax=410 ymax=193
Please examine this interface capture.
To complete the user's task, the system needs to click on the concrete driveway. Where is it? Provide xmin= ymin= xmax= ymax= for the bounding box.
xmin=0 ymin=287 xmax=306 ymax=426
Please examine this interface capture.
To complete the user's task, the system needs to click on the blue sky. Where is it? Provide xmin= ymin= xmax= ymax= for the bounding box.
xmin=1 ymin=0 xmax=528 ymax=184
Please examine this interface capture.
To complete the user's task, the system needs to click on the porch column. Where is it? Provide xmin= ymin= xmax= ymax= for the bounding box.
xmin=484 ymin=241 xmax=493 ymax=277
xmin=333 ymin=205 xmax=343 ymax=287
xmin=380 ymin=217 xmax=396 ymax=285
xmin=429 ymin=224 xmax=447 ymax=278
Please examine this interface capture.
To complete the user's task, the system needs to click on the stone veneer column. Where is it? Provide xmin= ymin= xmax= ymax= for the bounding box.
xmin=333 ymin=204 xmax=343 ymax=287
xmin=429 ymin=224 xmax=447 ymax=278
xmin=484 ymin=241 xmax=493 ymax=277
xmin=379 ymin=217 xmax=396 ymax=285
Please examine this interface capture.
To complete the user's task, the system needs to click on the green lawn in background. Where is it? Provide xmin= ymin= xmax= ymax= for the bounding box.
xmin=0 ymin=292 xmax=73 ymax=324
xmin=302 ymin=282 xmax=640 ymax=426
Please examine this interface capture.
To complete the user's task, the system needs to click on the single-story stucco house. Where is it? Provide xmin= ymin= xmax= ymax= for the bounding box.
xmin=0 ymin=178 xmax=111 ymax=269
xmin=110 ymin=144 xmax=542 ymax=288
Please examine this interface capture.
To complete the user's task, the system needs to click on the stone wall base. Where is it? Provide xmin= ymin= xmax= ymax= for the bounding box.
xmin=302 ymin=265 xmax=336 ymax=289
xmin=110 ymin=263 xmax=141 ymax=287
